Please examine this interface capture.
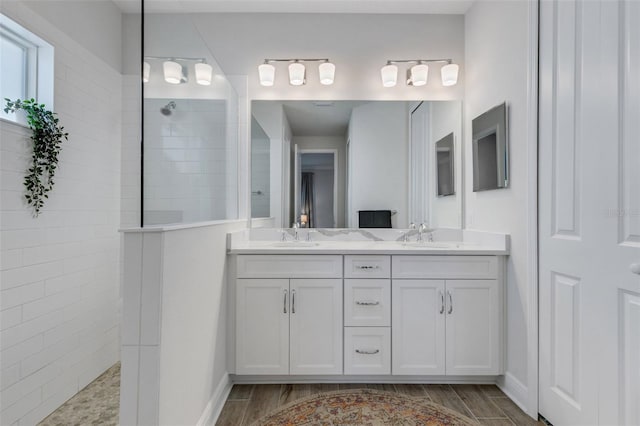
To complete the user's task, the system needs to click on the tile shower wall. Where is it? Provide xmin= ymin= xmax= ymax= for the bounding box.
xmin=250 ymin=135 xmax=270 ymax=218
xmin=143 ymin=99 xmax=236 ymax=225
xmin=0 ymin=3 xmax=121 ymax=425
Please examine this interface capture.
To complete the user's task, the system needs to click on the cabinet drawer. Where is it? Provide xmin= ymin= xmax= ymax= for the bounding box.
xmin=344 ymin=255 xmax=390 ymax=278
xmin=344 ymin=279 xmax=391 ymax=327
xmin=344 ymin=327 xmax=391 ymax=375
xmin=237 ymin=255 xmax=342 ymax=278
xmin=392 ymin=256 xmax=498 ymax=279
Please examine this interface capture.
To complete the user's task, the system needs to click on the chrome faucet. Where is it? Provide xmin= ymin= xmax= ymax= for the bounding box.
xmin=418 ymin=223 xmax=434 ymax=243
xmin=292 ymin=222 xmax=300 ymax=241
xmin=403 ymin=222 xmax=416 ymax=242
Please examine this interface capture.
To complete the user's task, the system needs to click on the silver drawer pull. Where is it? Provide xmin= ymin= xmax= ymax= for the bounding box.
xmin=356 ymin=265 xmax=380 ymax=270
xmin=355 ymin=349 xmax=380 ymax=355
xmin=283 ymin=289 xmax=288 ymax=314
xmin=355 ymin=301 xmax=380 ymax=306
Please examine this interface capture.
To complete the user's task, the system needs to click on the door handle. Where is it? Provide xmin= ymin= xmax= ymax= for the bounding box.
xmin=631 ymin=263 xmax=640 ymax=275
xmin=355 ymin=349 xmax=380 ymax=355
xmin=291 ymin=289 xmax=296 ymax=314
xmin=447 ymin=291 xmax=453 ymax=314
xmin=439 ymin=291 xmax=444 ymax=314
xmin=283 ymin=289 xmax=288 ymax=314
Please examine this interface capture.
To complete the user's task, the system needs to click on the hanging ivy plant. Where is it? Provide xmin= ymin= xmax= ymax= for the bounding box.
xmin=4 ymin=98 xmax=68 ymax=216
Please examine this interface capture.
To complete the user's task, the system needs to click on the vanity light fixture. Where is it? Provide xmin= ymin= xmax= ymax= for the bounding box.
xmin=258 ymin=58 xmax=335 ymax=86
xmin=382 ymin=59 xmax=459 ymax=87
xmin=144 ymin=56 xmax=213 ymax=86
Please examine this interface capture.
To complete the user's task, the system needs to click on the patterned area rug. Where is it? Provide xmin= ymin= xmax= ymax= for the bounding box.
xmin=252 ymin=389 xmax=479 ymax=425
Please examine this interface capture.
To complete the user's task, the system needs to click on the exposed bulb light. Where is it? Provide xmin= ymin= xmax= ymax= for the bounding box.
xmin=410 ymin=64 xmax=429 ymax=86
xmin=441 ymin=63 xmax=459 ymax=86
xmin=143 ymin=61 xmax=150 ymax=83
xmin=163 ymin=60 xmax=185 ymax=84
xmin=381 ymin=64 xmax=398 ymax=87
xmin=318 ymin=61 xmax=336 ymax=85
xmin=195 ymin=63 xmax=213 ymax=85
xmin=288 ymin=62 xmax=306 ymax=86
xmin=258 ymin=63 xmax=276 ymax=86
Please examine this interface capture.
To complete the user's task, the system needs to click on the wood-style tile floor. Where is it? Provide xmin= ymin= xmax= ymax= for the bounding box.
xmin=216 ymin=383 xmax=545 ymax=426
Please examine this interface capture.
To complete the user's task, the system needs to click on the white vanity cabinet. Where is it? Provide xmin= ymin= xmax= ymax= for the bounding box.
xmin=233 ymin=253 xmax=504 ymax=378
xmin=391 ymin=256 xmax=503 ymax=376
xmin=235 ymin=255 xmax=343 ymax=375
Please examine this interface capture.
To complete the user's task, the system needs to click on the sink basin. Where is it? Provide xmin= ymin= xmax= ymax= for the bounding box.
xmin=400 ymin=241 xmax=458 ymax=249
xmin=271 ymin=241 xmax=320 ymax=247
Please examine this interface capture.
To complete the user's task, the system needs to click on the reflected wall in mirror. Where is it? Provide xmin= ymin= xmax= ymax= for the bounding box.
xmin=251 ymin=117 xmax=270 ymax=217
xmin=251 ymin=100 xmax=462 ymax=230
xmin=472 ymin=102 xmax=508 ymax=191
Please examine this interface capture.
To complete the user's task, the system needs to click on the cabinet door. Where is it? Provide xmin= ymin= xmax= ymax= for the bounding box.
xmin=445 ymin=280 xmax=501 ymax=375
xmin=236 ymin=279 xmax=289 ymax=375
xmin=289 ymin=279 xmax=343 ymax=375
xmin=392 ymin=280 xmax=446 ymax=375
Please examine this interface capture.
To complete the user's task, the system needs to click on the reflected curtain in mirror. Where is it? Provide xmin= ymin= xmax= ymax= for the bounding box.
xmin=301 ymin=172 xmax=315 ymax=227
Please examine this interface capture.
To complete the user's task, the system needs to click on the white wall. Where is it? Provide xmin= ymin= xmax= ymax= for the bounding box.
xmin=250 ymin=121 xmax=270 ymax=218
xmin=0 ymin=2 xmax=122 ymax=425
xmin=121 ymin=221 xmax=245 ymax=426
xmin=348 ymin=102 xmax=408 ymax=228
xmin=251 ymin=102 xmax=291 ymax=227
xmin=464 ymin=0 xmax=534 ymax=412
xmin=292 ymin=136 xmax=347 ymax=228
xmin=21 ymin=0 xmax=123 ymax=72
xmin=430 ymin=101 xmax=462 ymax=228
xmin=191 ymin=13 xmax=465 ymax=101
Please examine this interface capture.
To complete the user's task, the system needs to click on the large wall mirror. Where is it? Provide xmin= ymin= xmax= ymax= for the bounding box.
xmin=250 ymin=100 xmax=463 ymax=229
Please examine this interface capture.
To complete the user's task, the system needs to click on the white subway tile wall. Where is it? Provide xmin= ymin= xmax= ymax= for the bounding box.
xmin=143 ymin=98 xmax=238 ymax=225
xmin=0 ymin=14 xmax=121 ymax=426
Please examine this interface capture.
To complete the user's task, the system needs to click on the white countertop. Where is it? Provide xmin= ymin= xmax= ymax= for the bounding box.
xmin=228 ymin=229 xmax=509 ymax=256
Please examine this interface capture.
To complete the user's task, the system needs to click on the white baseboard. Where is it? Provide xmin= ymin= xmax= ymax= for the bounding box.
xmin=196 ymin=373 xmax=233 ymax=426
xmin=497 ymin=372 xmax=535 ymax=418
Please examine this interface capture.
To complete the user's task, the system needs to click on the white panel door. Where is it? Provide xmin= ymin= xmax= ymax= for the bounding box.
xmin=539 ymin=0 xmax=640 ymax=424
xmin=236 ymin=279 xmax=289 ymax=375
xmin=445 ymin=280 xmax=501 ymax=375
xmin=392 ymin=279 xmax=445 ymax=375
xmin=289 ymin=279 xmax=343 ymax=375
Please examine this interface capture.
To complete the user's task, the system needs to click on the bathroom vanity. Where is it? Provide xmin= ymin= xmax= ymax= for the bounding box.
xmin=227 ymin=229 xmax=508 ymax=383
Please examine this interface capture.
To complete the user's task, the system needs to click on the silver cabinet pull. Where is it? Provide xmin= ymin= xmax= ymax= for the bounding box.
xmin=439 ymin=291 xmax=444 ymax=314
xmin=630 ymin=263 xmax=640 ymax=275
xmin=356 ymin=265 xmax=380 ymax=270
xmin=291 ymin=289 xmax=296 ymax=314
xmin=447 ymin=291 xmax=453 ymax=314
xmin=355 ymin=349 xmax=380 ymax=355
xmin=355 ymin=301 xmax=380 ymax=306
xmin=283 ymin=289 xmax=288 ymax=314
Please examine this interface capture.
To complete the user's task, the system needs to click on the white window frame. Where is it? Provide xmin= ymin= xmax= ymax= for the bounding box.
xmin=0 ymin=13 xmax=54 ymax=125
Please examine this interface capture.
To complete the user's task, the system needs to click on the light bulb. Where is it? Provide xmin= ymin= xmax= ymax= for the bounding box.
xmin=288 ymin=62 xmax=306 ymax=86
xmin=441 ymin=63 xmax=459 ymax=86
xmin=163 ymin=61 xmax=184 ymax=84
xmin=258 ymin=63 xmax=275 ymax=86
xmin=318 ymin=62 xmax=335 ymax=85
xmin=410 ymin=64 xmax=429 ymax=86
xmin=381 ymin=64 xmax=398 ymax=87
xmin=143 ymin=61 xmax=150 ymax=83
xmin=195 ymin=63 xmax=213 ymax=86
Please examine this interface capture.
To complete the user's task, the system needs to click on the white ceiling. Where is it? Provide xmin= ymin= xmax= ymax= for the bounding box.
xmin=113 ymin=0 xmax=473 ymax=15
xmin=280 ymin=101 xmax=367 ymax=137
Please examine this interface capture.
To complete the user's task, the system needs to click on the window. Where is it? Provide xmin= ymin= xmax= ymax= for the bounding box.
xmin=0 ymin=14 xmax=53 ymax=123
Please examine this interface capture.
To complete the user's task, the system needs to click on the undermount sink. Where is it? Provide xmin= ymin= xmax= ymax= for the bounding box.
xmin=270 ymin=241 xmax=320 ymax=247
xmin=400 ymin=241 xmax=458 ymax=249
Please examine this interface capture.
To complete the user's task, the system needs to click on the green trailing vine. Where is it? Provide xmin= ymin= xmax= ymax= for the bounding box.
xmin=4 ymin=98 xmax=68 ymax=216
